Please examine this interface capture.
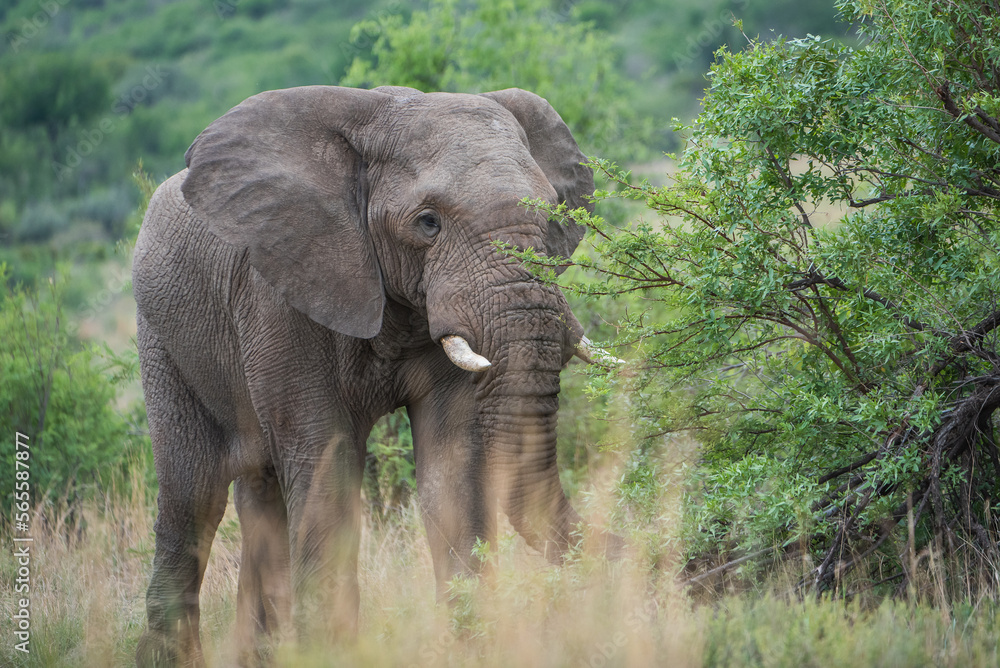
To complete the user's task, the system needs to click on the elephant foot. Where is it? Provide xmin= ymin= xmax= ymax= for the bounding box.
xmin=235 ymin=640 xmax=276 ymax=668
xmin=135 ymin=630 xmax=178 ymax=667
xmin=135 ymin=628 xmax=205 ymax=668
xmin=601 ymin=531 xmax=627 ymax=561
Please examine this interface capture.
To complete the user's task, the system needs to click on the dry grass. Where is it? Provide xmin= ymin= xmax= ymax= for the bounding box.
xmin=2 ymin=462 xmax=999 ymax=668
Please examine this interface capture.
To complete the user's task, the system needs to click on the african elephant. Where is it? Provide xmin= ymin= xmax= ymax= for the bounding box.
xmin=132 ymin=85 xmax=615 ymax=665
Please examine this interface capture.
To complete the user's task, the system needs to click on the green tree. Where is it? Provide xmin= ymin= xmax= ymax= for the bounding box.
xmin=0 ymin=53 xmax=113 ymax=146
xmin=0 ymin=267 xmax=132 ymax=521
xmin=555 ymin=0 xmax=1000 ymax=595
xmin=0 ymin=53 xmax=119 ymax=211
xmin=341 ymin=0 xmax=651 ymax=162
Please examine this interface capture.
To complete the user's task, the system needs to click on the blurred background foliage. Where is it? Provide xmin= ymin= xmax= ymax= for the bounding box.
xmin=0 ymin=0 xmax=845 ymax=252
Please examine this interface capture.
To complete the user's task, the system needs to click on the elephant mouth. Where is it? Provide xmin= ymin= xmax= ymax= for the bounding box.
xmin=439 ymin=334 xmax=621 ymax=372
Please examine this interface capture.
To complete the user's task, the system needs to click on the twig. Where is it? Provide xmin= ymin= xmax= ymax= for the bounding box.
xmin=817 ymin=451 xmax=879 ymax=485
xmin=684 ymin=547 xmax=777 ymax=586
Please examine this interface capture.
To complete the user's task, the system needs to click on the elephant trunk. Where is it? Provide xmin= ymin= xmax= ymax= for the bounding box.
xmin=476 ymin=305 xmax=582 ymax=560
xmin=487 ymin=414 xmax=582 ymax=559
xmin=425 ymin=248 xmax=587 ymax=559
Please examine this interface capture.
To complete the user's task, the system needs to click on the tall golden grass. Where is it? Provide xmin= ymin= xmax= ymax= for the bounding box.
xmin=2 ymin=457 xmax=999 ymax=667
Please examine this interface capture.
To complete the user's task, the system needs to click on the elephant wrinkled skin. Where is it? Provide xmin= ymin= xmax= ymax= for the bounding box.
xmin=132 ymin=85 xmax=614 ymax=666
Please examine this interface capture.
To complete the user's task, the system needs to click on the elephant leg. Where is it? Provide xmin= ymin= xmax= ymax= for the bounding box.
xmin=234 ymin=469 xmax=291 ymax=665
xmin=409 ymin=381 xmax=495 ymax=598
xmin=136 ymin=329 xmax=230 ymax=666
xmin=279 ymin=431 xmax=365 ymax=644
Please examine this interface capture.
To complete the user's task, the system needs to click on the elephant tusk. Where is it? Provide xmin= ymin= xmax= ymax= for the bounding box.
xmin=574 ymin=336 xmax=624 ymax=366
xmin=441 ymin=335 xmax=492 ymax=372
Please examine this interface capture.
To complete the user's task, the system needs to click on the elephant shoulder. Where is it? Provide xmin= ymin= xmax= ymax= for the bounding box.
xmin=135 ymin=169 xmax=198 ymax=266
xmin=133 ymin=169 xmax=242 ymax=321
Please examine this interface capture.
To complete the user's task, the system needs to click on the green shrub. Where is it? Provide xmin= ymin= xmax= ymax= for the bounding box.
xmin=364 ymin=409 xmax=416 ymax=521
xmin=14 ymin=202 xmax=70 ymax=242
xmin=548 ymin=0 xmax=1000 ymax=595
xmin=0 ymin=267 xmax=133 ymax=522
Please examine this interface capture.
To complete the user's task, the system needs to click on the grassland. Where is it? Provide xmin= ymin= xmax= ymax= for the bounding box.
xmin=2 ymin=460 xmax=999 ymax=668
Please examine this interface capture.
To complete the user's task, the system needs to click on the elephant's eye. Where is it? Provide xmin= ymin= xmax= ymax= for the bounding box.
xmin=417 ymin=212 xmax=441 ymax=238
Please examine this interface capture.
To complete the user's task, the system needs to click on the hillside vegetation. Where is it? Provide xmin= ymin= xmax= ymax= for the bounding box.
xmin=0 ymin=0 xmax=840 ymax=256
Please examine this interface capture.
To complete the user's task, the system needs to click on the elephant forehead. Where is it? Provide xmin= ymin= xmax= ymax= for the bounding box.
xmin=414 ymin=154 xmax=550 ymax=198
xmin=376 ymin=96 xmax=558 ymax=204
xmin=412 ymin=130 xmax=552 ymax=196
xmin=389 ymin=96 xmax=528 ymax=152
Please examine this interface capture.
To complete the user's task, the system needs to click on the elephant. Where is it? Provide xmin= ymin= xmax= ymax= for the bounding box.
xmin=132 ymin=84 xmax=617 ymax=665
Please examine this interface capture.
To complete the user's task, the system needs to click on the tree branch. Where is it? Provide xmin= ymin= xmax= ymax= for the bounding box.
xmin=936 ymin=82 xmax=1000 ymax=146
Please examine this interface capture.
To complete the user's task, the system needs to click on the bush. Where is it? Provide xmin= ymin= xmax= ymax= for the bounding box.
xmin=0 ymin=267 xmax=133 ymax=523
xmin=552 ymin=0 xmax=1000 ymax=596
xmin=364 ymin=410 xmax=415 ymax=522
xmin=69 ymin=187 xmax=137 ymax=239
xmin=13 ymin=201 xmax=71 ymax=242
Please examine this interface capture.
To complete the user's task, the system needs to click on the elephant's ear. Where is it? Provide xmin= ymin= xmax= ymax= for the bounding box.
xmin=182 ymin=86 xmax=389 ymax=339
xmin=479 ymin=89 xmax=594 ymax=267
